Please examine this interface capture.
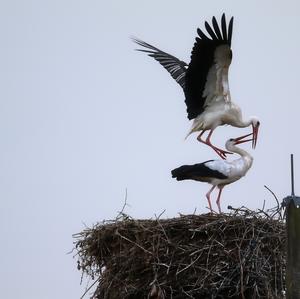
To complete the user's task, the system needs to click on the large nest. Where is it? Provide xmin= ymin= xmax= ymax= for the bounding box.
xmin=74 ymin=206 xmax=286 ymax=299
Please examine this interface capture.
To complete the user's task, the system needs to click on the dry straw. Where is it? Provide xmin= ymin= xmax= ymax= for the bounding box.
xmin=73 ymin=199 xmax=286 ymax=299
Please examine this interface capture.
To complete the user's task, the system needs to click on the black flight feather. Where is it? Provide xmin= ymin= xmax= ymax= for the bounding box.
xmin=184 ymin=14 xmax=234 ymax=120
xmin=171 ymin=161 xmax=228 ymax=182
xmin=197 ymin=28 xmax=210 ymax=40
xmin=212 ymin=16 xmax=223 ymax=40
xmin=132 ymin=37 xmax=187 ymax=89
xmin=221 ymin=13 xmax=227 ymax=41
xmin=132 ymin=14 xmax=234 ymax=120
xmin=227 ymin=17 xmax=234 ymax=46
xmin=205 ymin=21 xmax=218 ymax=40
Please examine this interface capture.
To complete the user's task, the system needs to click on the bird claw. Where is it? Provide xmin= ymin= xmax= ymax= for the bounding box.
xmin=212 ymin=147 xmax=233 ymax=160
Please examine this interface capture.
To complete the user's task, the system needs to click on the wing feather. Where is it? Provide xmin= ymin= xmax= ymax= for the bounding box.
xmin=227 ymin=17 xmax=234 ymax=46
xmin=197 ymin=28 xmax=210 ymax=40
xmin=221 ymin=13 xmax=228 ymax=41
xmin=171 ymin=161 xmax=228 ymax=181
xmin=132 ymin=15 xmax=234 ymax=121
xmin=184 ymin=14 xmax=234 ymax=120
xmin=205 ymin=21 xmax=218 ymax=40
xmin=132 ymin=37 xmax=188 ymax=89
xmin=212 ymin=16 xmax=223 ymax=40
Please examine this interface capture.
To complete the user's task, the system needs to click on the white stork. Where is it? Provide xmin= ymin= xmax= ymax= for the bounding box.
xmin=171 ymin=133 xmax=253 ymax=213
xmin=133 ymin=14 xmax=260 ymax=159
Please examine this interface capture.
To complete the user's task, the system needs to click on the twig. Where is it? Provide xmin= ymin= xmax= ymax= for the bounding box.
xmin=264 ymin=185 xmax=280 ymax=208
xmin=74 ymin=206 xmax=286 ymax=298
xmin=80 ymin=277 xmax=100 ymax=299
xmin=115 ymin=230 xmax=153 ymax=256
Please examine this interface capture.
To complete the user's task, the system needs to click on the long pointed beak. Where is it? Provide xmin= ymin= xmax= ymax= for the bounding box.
xmin=252 ymin=124 xmax=259 ymax=149
xmin=234 ymin=133 xmax=253 ymax=145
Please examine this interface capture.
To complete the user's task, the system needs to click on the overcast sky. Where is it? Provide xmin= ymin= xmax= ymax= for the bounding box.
xmin=1 ymin=0 xmax=300 ymax=298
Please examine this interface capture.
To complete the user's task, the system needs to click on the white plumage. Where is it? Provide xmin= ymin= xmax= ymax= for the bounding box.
xmin=171 ymin=133 xmax=253 ymax=213
xmin=186 ymin=101 xmax=260 ymax=159
xmin=133 ymin=14 xmax=260 ymax=159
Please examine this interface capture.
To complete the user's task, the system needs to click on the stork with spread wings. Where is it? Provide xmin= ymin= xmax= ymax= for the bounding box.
xmin=133 ymin=14 xmax=259 ymax=159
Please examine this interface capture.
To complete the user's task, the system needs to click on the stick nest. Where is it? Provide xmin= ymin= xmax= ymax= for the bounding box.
xmin=74 ymin=206 xmax=286 ymax=299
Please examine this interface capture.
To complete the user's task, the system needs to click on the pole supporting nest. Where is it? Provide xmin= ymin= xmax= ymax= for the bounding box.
xmin=284 ymin=154 xmax=300 ymax=299
xmin=291 ymin=154 xmax=295 ymax=197
xmin=283 ymin=154 xmax=300 ymax=207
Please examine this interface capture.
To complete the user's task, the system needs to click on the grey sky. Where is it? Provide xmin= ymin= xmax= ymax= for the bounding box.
xmin=1 ymin=0 xmax=299 ymax=298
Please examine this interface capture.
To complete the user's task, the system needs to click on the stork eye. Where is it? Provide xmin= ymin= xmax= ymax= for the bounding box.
xmin=229 ymin=138 xmax=234 ymax=142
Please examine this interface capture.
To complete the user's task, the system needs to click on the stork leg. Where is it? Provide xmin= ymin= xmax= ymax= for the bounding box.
xmin=205 ymin=130 xmax=233 ymax=159
xmin=197 ymin=130 xmax=232 ymax=160
xmin=206 ymin=185 xmax=216 ymax=213
xmin=216 ymin=186 xmax=224 ymax=214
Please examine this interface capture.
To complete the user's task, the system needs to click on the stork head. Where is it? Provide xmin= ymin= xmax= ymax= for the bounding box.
xmin=226 ymin=133 xmax=253 ymax=148
xmin=225 ymin=133 xmax=254 ymax=154
xmin=250 ymin=117 xmax=260 ymax=149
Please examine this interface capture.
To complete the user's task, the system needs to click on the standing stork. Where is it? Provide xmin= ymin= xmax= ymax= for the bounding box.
xmin=133 ymin=14 xmax=260 ymax=159
xmin=171 ymin=133 xmax=253 ymax=213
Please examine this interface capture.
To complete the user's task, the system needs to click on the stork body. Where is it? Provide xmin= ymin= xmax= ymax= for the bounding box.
xmin=133 ymin=14 xmax=259 ymax=158
xmin=171 ymin=134 xmax=253 ymax=213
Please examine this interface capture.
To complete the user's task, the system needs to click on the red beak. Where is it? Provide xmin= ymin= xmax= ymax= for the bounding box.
xmin=252 ymin=123 xmax=260 ymax=149
xmin=233 ymin=133 xmax=253 ymax=145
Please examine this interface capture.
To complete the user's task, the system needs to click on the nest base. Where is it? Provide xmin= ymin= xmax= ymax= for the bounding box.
xmin=74 ymin=208 xmax=286 ymax=299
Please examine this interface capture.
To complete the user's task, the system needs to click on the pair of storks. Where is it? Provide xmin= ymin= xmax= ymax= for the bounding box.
xmin=133 ymin=14 xmax=260 ymax=213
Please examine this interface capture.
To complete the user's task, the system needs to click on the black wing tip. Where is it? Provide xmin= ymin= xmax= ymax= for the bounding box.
xmin=130 ymin=36 xmax=140 ymax=43
xmin=171 ymin=166 xmax=191 ymax=181
xmin=220 ymin=13 xmax=234 ymax=27
xmin=131 ymin=36 xmax=146 ymax=49
xmin=224 ymin=14 xmax=234 ymax=28
xmin=171 ymin=168 xmax=180 ymax=179
xmin=217 ymin=13 xmax=234 ymax=43
xmin=131 ymin=37 xmax=149 ymax=52
xmin=228 ymin=16 xmax=234 ymax=46
xmin=131 ymin=36 xmax=162 ymax=53
xmin=197 ymin=14 xmax=234 ymax=43
xmin=221 ymin=13 xmax=234 ymax=21
xmin=131 ymin=36 xmax=147 ymax=47
xmin=197 ymin=27 xmax=209 ymax=40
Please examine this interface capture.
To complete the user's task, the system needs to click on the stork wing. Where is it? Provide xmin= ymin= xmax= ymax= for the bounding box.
xmin=171 ymin=160 xmax=228 ymax=181
xmin=132 ymin=37 xmax=188 ymax=89
xmin=184 ymin=14 xmax=234 ymax=120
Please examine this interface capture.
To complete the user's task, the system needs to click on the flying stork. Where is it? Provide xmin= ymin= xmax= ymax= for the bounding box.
xmin=171 ymin=133 xmax=253 ymax=213
xmin=133 ymin=14 xmax=260 ymax=159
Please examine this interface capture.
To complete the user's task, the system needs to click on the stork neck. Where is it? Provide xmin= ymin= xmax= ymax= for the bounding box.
xmin=235 ymin=117 xmax=252 ymax=128
xmin=232 ymin=146 xmax=250 ymax=158
xmin=225 ymin=143 xmax=253 ymax=160
xmin=227 ymin=145 xmax=253 ymax=173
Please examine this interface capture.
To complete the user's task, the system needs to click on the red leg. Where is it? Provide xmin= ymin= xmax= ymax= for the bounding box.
xmin=216 ymin=186 xmax=224 ymax=213
xmin=197 ymin=130 xmax=232 ymax=160
xmin=206 ymin=130 xmax=233 ymax=159
xmin=206 ymin=185 xmax=216 ymax=213
xmin=196 ymin=130 xmax=207 ymax=142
